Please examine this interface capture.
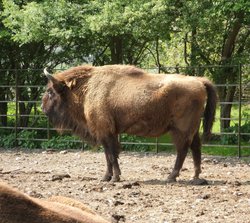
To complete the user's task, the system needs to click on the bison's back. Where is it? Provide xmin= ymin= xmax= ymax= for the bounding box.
xmin=84 ymin=68 xmax=207 ymax=138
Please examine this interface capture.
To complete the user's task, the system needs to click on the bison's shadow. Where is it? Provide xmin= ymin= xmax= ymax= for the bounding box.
xmin=140 ymin=179 xmax=250 ymax=186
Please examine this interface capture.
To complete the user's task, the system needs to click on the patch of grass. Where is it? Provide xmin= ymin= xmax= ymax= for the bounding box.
xmin=202 ymin=146 xmax=250 ymax=157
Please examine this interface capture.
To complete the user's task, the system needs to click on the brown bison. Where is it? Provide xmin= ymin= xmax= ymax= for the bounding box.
xmin=42 ymin=65 xmax=217 ymax=183
xmin=0 ymin=182 xmax=110 ymax=223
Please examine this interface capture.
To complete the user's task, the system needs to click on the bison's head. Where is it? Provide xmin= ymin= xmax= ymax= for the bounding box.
xmin=41 ymin=67 xmax=96 ymax=143
xmin=41 ymin=69 xmax=70 ymax=124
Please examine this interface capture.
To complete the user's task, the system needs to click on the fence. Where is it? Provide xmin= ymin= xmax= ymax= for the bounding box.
xmin=0 ymin=65 xmax=249 ymax=157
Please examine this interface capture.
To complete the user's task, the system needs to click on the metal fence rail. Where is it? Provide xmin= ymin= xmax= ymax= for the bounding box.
xmin=0 ymin=65 xmax=249 ymax=157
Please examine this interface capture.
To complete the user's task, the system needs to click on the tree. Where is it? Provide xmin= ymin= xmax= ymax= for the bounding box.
xmin=1 ymin=0 xmax=93 ymax=127
xmin=1 ymin=0 xmax=249 ymax=131
xmin=87 ymin=0 xmax=181 ymax=65
xmin=178 ymin=0 xmax=250 ymax=130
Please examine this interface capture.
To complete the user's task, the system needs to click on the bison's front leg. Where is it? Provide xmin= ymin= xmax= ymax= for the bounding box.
xmin=102 ymin=151 xmax=113 ymax=181
xmin=167 ymin=132 xmax=190 ymax=183
xmin=167 ymin=145 xmax=189 ymax=182
xmin=101 ymin=135 xmax=121 ymax=182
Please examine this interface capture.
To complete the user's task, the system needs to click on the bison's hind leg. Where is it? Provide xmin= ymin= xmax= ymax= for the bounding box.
xmin=101 ymin=135 xmax=121 ymax=182
xmin=167 ymin=129 xmax=207 ymax=184
xmin=190 ymin=131 xmax=202 ymax=179
xmin=190 ymin=131 xmax=208 ymax=185
xmin=167 ymin=98 xmax=206 ymax=184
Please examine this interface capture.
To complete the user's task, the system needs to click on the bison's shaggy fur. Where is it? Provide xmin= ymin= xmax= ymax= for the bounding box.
xmin=0 ymin=182 xmax=110 ymax=223
xmin=42 ymin=65 xmax=217 ymax=183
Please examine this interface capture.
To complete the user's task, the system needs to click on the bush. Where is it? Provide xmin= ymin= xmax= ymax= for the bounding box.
xmin=17 ymin=130 xmax=40 ymax=149
xmin=0 ymin=128 xmax=88 ymax=150
xmin=0 ymin=133 xmax=16 ymax=148
xmin=241 ymin=114 xmax=250 ymax=142
xmin=221 ymin=113 xmax=250 ymax=145
xmin=41 ymin=135 xmax=83 ymax=150
xmin=221 ymin=127 xmax=238 ymax=145
xmin=120 ymin=134 xmax=151 ymax=151
xmin=0 ymin=130 xmax=42 ymax=149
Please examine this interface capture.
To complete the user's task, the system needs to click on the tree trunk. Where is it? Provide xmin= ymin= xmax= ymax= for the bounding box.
xmin=110 ymin=36 xmax=123 ymax=64
xmin=18 ymin=103 xmax=31 ymax=128
xmin=219 ymin=85 xmax=236 ymax=130
xmin=0 ymin=72 xmax=9 ymax=127
xmin=0 ymin=101 xmax=7 ymax=126
xmin=190 ymin=28 xmax=197 ymax=68
xmin=217 ymin=12 xmax=243 ymax=131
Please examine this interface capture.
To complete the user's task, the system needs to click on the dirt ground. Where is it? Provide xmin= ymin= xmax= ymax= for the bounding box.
xmin=0 ymin=149 xmax=250 ymax=223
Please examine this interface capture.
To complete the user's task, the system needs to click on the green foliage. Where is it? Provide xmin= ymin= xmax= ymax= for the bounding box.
xmin=120 ymin=134 xmax=151 ymax=152
xmin=0 ymin=132 xmax=16 ymax=148
xmin=0 ymin=130 xmax=38 ymax=149
xmin=1 ymin=130 xmax=36 ymax=149
xmin=221 ymin=128 xmax=238 ymax=145
xmin=41 ymin=135 xmax=82 ymax=150
xmin=17 ymin=130 xmax=39 ymax=149
xmin=1 ymin=0 xmax=249 ymax=66
xmin=221 ymin=112 xmax=250 ymax=145
xmin=0 ymin=128 xmax=86 ymax=150
xmin=2 ymin=0 xmax=90 ymax=44
xmin=1 ymin=0 xmax=180 ymax=66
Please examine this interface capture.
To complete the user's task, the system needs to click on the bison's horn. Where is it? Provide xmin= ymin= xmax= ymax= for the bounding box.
xmin=43 ymin=67 xmax=53 ymax=80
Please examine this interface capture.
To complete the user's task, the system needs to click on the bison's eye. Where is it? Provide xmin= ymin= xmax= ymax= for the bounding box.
xmin=47 ymin=89 xmax=54 ymax=99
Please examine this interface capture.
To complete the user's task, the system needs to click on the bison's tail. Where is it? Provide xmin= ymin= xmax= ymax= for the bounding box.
xmin=200 ymin=78 xmax=218 ymax=141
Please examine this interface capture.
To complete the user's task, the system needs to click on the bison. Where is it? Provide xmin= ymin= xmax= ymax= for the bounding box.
xmin=41 ymin=65 xmax=217 ymax=183
xmin=0 ymin=182 xmax=110 ymax=223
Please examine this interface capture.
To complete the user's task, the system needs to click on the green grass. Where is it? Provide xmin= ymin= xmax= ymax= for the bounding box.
xmin=202 ymin=146 xmax=250 ymax=157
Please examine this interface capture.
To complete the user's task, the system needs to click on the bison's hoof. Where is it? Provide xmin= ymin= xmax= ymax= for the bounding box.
xmin=190 ymin=178 xmax=208 ymax=185
xmin=101 ymin=175 xmax=112 ymax=182
xmin=111 ymin=175 xmax=120 ymax=182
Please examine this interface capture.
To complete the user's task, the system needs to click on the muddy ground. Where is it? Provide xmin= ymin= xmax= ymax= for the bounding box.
xmin=0 ymin=149 xmax=250 ymax=223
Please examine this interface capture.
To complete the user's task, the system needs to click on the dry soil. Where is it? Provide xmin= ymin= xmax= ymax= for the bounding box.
xmin=0 ymin=149 xmax=250 ymax=223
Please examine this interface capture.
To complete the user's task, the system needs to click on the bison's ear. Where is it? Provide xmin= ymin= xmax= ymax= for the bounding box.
xmin=65 ymin=79 xmax=76 ymax=89
xmin=52 ymin=79 xmax=66 ymax=93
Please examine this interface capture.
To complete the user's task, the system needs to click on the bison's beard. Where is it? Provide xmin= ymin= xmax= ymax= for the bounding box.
xmin=47 ymin=109 xmax=97 ymax=146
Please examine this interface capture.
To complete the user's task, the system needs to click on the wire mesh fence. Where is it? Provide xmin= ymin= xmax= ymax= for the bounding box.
xmin=0 ymin=65 xmax=249 ymax=157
